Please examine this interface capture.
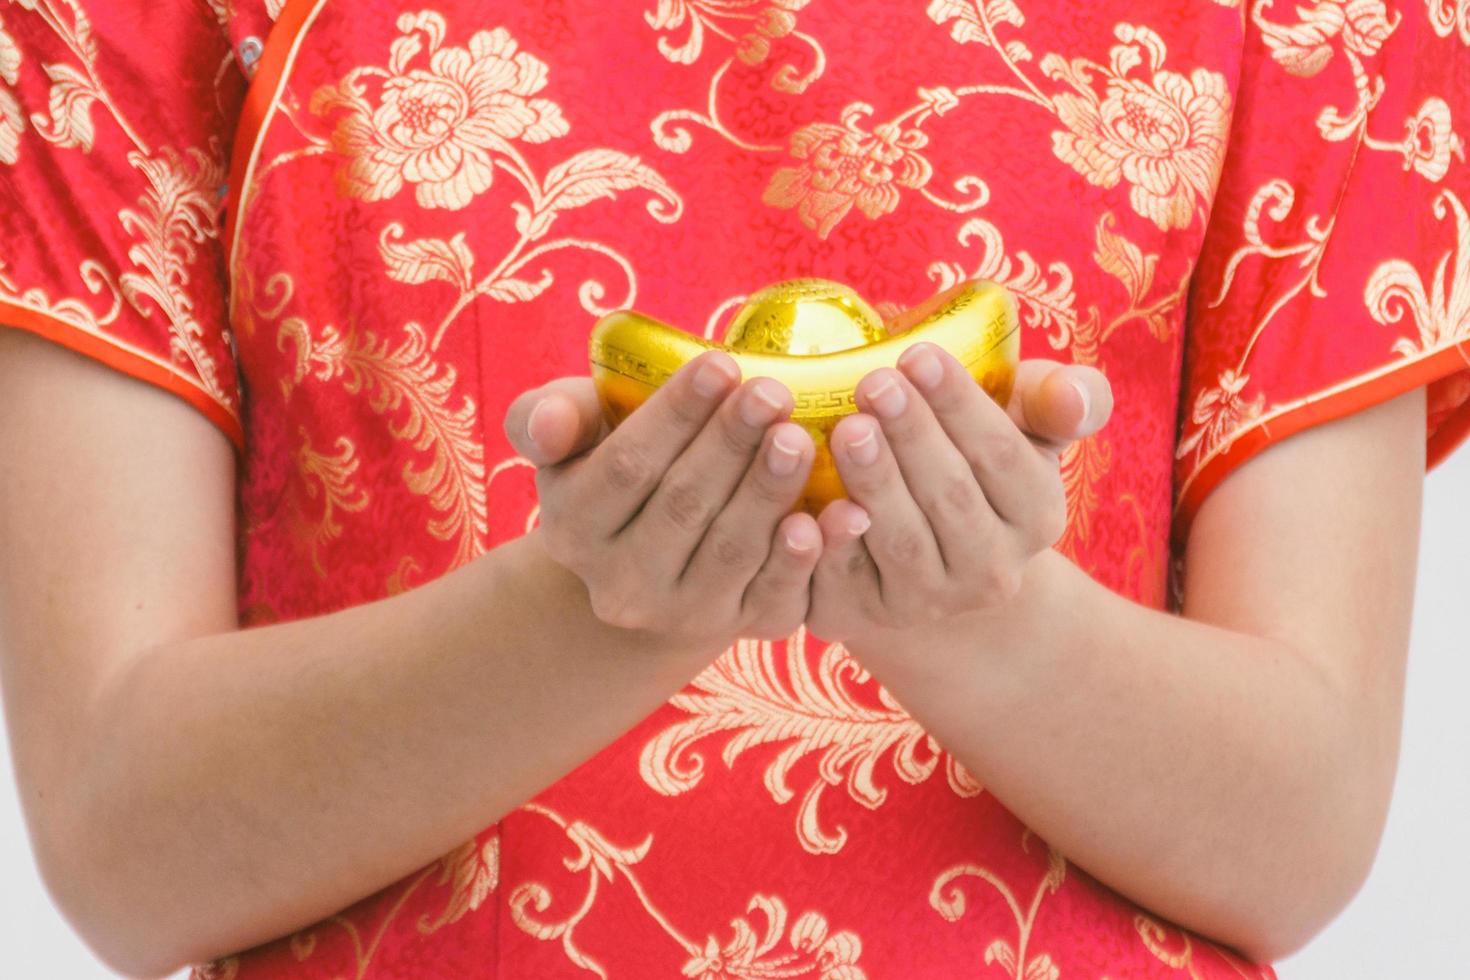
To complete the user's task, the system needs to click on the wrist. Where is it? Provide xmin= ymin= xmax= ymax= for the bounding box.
xmin=489 ymin=530 xmax=735 ymax=665
xmin=842 ymin=550 xmax=1070 ymax=675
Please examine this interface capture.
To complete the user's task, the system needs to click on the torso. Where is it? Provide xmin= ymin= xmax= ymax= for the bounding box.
xmin=214 ymin=1 xmax=1260 ymax=975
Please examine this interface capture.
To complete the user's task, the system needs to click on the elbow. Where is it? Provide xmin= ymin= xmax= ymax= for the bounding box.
xmin=1199 ymin=803 xmax=1387 ymax=965
xmin=31 ymin=804 xmax=200 ymax=979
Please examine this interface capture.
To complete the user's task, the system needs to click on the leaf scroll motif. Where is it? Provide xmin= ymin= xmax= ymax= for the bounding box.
xmin=928 ymin=217 xmax=1078 ymax=350
xmin=639 ymin=629 xmax=979 ymax=856
xmin=279 ymin=320 xmax=489 ymax=568
xmin=1365 ymin=188 xmax=1470 ymax=355
xmin=418 ymin=834 xmax=500 ymax=934
xmin=379 ymin=223 xmax=475 ymax=291
xmin=513 ymin=148 xmax=683 ymax=240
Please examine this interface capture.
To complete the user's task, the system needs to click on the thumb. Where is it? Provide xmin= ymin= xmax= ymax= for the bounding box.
xmin=504 ymin=376 xmax=609 ymax=466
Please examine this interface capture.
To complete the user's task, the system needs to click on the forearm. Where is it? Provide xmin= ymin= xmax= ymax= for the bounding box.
xmin=845 ymin=549 xmax=1400 ymax=960
xmin=46 ymin=532 xmax=714 ymax=974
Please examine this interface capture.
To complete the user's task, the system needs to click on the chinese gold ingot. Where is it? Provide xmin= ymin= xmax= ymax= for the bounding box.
xmin=589 ymin=278 xmax=1019 ymax=513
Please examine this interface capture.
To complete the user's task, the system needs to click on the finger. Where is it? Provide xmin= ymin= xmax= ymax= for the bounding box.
xmin=809 ymin=499 xmax=877 ymax=639
xmin=625 ymin=377 xmax=796 ymax=579
xmin=897 ymin=344 xmax=1064 ymax=543
xmin=565 ymin=351 xmax=741 ymax=538
xmin=852 ymin=365 xmax=995 ymax=575
xmin=1005 ymin=360 xmax=1113 ymax=451
xmin=505 ymin=377 xmax=607 ymax=466
xmin=827 ymin=410 xmax=945 ymax=590
xmin=678 ymin=417 xmax=811 ymax=590
xmin=740 ymin=510 xmax=823 ymax=640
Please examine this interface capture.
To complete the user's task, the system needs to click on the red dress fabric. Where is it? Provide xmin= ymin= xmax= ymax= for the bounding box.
xmin=2 ymin=1 xmax=1468 ymax=977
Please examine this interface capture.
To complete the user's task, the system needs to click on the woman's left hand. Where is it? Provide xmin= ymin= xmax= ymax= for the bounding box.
xmin=805 ymin=344 xmax=1112 ymax=642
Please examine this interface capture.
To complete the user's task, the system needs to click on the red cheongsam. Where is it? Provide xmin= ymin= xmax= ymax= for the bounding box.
xmin=2 ymin=1 xmax=1467 ymax=977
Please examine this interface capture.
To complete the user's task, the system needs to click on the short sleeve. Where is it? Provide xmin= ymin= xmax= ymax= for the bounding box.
xmin=0 ymin=3 xmax=244 ymax=447
xmin=1175 ymin=2 xmax=1470 ymax=539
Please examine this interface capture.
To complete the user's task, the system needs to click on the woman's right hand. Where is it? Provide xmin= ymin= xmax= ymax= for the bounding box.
xmin=504 ymin=351 xmax=822 ymax=650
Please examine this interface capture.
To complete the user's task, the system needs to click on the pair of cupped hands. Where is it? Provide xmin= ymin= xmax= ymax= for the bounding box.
xmin=506 ymin=331 xmax=1112 ymax=652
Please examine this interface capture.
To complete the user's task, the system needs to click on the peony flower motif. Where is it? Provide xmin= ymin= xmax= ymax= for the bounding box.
xmin=312 ymin=12 xmax=568 ymax=210
xmin=1404 ymin=97 xmax=1465 ymax=182
xmin=1050 ymin=66 xmax=1230 ymax=231
xmin=762 ymin=103 xmax=933 ymax=238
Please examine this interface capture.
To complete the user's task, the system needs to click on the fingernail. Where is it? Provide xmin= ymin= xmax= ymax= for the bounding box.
xmin=903 ymin=348 xmax=944 ymax=392
xmin=767 ymin=428 xmax=803 ymax=475
xmin=845 ymin=424 xmax=880 ymax=466
xmin=693 ymin=357 xmax=736 ymax=398
xmin=740 ymin=381 xmax=784 ymax=427
xmin=785 ymin=524 xmax=818 ymax=553
xmin=525 ymin=398 xmax=547 ymax=444
xmin=865 ymin=375 xmax=908 ymax=420
xmin=1068 ymin=378 xmax=1092 ymax=428
xmin=846 ymin=511 xmax=871 ymax=536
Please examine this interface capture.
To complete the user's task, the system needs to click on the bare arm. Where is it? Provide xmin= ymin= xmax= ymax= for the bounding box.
xmin=0 ymin=330 xmax=819 ymax=977
xmin=810 ymin=348 xmax=1422 ymax=961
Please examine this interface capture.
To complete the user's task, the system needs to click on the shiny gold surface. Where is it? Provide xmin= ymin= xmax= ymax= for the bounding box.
xmin=589 ymin=278 xmax=1020 ymax=513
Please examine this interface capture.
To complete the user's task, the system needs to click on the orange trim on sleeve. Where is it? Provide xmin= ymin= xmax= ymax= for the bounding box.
xmin=224 ymin=0 xmax=326 ymax=267
xmin=0 ymin=300 xmax=245 ymax=450
xmin=1174 ymin=342 xmax=1470 ymax=546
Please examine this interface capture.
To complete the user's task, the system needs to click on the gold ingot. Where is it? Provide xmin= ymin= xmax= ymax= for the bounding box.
xmin=589 ymin=278 xmax=1019 ymax=513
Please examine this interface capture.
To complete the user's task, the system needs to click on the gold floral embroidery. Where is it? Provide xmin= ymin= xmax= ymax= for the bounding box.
xmin=1044 ymin=25 xmax=1230 ymax=231
xmin=1403 ymin=97 xmax=1465 ymax=182
xmin=929 ymin=832 xmax=1066 ymax=980
xmin=418 ymin=833 xmax=500 ymax=934
xmin=1057 ymin=434 xmax=1112 ymax=559
xmin=117 ymin=146 xmax=232 ymax=407
xmin=311 ymin=11 xmax=570 ymax=210
xmin=1178 ymin=178 xmax=1331 ymax=468
xmin=20 ymin=0 xmax=149 ymax=154
xmin=1175 ymin=368 xmax=1265 ymax=466
xmin=1255 ymin=0 xmax=1464 ymax=179
xmin=511 ymin=803 xmax=865 ymax=979
xmin=1254 ymin=0 xmax=1395 ymax=77
xmin=279 ymin=319 xmax=489 ymax=568
xmin=763 ymin=103 xmax=935 ymax=238
xmin=0 ymin=13 xmax=22 ymax=164
xmin=928 ymin=216 xmax=1079 ymax=350
xmin=1135 ymin=914 xmax=1268 ymax=980
xmin=639 ymin=628 xmax=979 ymax=856
xmin=1366 ymin=188 xmax=1470 ymax=355
xmin=1093 ymin=211 xmax=1186 ymax=345
xmin=292 ymin=429 xmax=369 ymax=577
xmin=645 ymin=0 xmax=819 ymax=86
xmin=1428 ymin=0 xmax=1470 ymax=43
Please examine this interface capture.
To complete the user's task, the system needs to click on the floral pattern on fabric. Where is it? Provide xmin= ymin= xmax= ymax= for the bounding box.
xmin=1 ymin=1 xmax=1466 ymax=978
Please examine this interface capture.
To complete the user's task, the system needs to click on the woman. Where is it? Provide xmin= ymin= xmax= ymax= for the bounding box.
xmin=0 ymin=1 xmax=1466 ymax=977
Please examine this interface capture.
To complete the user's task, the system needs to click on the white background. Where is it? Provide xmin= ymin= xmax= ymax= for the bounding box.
xmin=2 ymin=448 xmax=1467 ymax=979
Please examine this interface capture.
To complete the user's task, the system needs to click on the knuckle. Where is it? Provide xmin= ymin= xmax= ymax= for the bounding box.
xmin=883 ymin=528 xmax=927 ymax=566
xmin=603 ymin=441 xmax=652 ymax=493
xmin=716 ymin=411 xmax=758 ymax=456
xmin=980 ymin=562 xmax=1022 ymax=602
xmin=845 ymin=549 xmax=875 ymax=578
xmin=934 ymin=473 xmax=981 ymax=519
xmin=748 ymin=471 xmax=795 ymax=506
xmin=663 ymin=385 xmax=709 ymax=429
xmin=591 ymin=587 xmax=652 ymax=631
xmin=977 ymin=431 xmax=1022 ymax=473
xmin=659 ymin=479 xmax=714 ymax=532
xmin=708 ymin=530 xmax=755 ymax=570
